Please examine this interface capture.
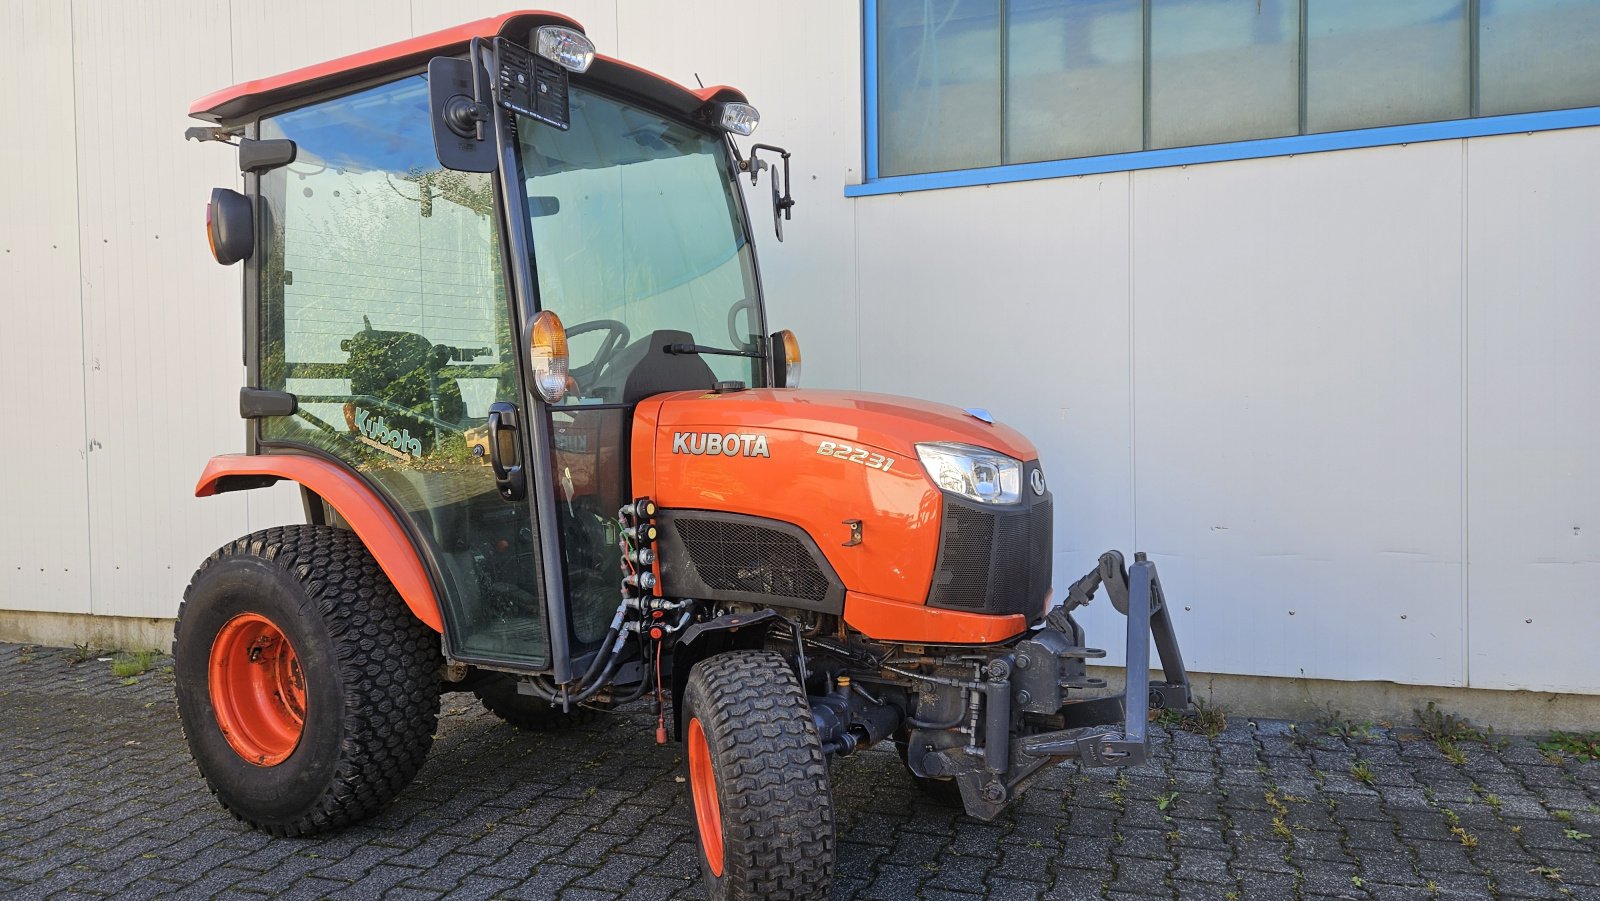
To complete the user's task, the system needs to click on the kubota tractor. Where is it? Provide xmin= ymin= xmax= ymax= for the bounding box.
xmin=175 ymin=11 xmax=1190 ymax=898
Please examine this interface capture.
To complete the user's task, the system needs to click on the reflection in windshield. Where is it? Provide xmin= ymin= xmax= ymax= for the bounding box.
xmin=516 ymin=86 xmax=762 ymax=401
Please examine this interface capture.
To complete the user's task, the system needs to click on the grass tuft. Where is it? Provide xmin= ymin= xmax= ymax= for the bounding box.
xmin=1350 ymin=761 xmax=1376 ymax=785
xmin=111 ymin=650 xmax=158 ymax=678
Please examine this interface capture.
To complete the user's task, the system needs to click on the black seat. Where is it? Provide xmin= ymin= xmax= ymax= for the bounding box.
xmin=599 ymin=329 xmax=718 ymax=405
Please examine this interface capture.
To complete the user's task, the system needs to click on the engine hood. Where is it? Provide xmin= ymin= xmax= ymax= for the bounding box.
xmin=640 ymin=388 xmax=1037 ymax=461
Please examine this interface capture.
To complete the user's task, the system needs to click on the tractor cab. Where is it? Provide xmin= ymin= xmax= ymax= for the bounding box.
xmin=177 ymin=12 xmax=1190 ymax=898
xmin=194 ymin=12 xmax=792 ymax=679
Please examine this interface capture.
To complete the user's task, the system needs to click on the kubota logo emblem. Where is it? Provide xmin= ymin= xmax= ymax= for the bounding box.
xmin=1031 ymin=469 xmax=1047 ymax=496
xmin=672 ymin=432 xmax=771 ymax=458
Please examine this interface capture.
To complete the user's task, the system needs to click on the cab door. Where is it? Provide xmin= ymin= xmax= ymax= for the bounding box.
xmin=254 ymin=73 xmax=552 ymax=670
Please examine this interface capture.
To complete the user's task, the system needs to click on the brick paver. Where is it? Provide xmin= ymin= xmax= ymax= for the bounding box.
xmin=1 ymin=641 xmax=1597 ymax=900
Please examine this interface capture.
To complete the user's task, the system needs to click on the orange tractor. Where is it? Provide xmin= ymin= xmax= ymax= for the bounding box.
xmin=176 ymin=11 xmax=1190 ymax=898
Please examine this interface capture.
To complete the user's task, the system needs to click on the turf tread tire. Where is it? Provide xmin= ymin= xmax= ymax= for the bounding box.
xmin=683 ymin=650 xmax=834 ymax=901
xmin=173 ymin=525 xmax=442 ymax=837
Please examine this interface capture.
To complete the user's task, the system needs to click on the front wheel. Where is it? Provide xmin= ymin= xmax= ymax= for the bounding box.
xmin=173 ymin=525 xmax=443 ymax=836
xmin=682 ymin=650 xmax=834 ymax=900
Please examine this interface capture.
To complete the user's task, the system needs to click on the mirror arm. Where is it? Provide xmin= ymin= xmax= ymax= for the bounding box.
xmin=750 ymin=144 xmax=795 ymax=220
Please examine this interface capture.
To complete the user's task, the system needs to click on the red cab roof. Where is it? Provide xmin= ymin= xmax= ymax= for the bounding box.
xmin=189 ymin=9 xmax=745 ymax=124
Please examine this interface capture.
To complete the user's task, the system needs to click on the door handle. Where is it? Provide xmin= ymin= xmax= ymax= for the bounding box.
xmin=486 ymin=401 xmax=527 ymax=501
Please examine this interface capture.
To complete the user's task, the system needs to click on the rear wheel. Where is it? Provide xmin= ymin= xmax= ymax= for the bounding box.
xmin=472 ymin=673 xmax=600 ymax=731
xmin=173 ymin=525 xmax=442 ymax=836
xmin=682 ymin=650 xmax=834 ymax=900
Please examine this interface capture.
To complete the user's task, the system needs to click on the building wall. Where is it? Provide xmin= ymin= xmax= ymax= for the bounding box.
xmin=1 ymin=0 xmax=1593 ymax=696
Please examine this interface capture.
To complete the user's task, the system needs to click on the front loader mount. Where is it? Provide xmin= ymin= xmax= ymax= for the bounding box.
xmin=900 ymin=551 xmax=1193 ymax=820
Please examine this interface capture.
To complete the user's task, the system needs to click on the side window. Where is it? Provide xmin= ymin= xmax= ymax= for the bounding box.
xmin=259 ymin=75 xmax=511 ymax=463
xmin=258 ymin=74 xmax=552 ymax=669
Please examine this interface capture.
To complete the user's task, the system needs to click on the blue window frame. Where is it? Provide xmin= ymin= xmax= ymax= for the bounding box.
xmin=851 ymin=0 xmax=1600 ymax=197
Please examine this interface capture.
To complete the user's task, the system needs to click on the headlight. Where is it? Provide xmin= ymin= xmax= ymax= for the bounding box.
xmin=915 ymin=442 xmax=1022 ymax=505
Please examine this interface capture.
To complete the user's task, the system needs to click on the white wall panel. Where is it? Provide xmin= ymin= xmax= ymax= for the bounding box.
xmin=616 ymin=1 xmax=864 ymax=390
xmin=0 ymin=0 xmax=92 ymax=613
xmin=1465 ymin=129 xmax=1600 ymax=694
xmin=1131 ymin=144 xmax=1467 ymax=685
xmin=73 ymin=0 xmax=255 ymax=619
xmin=230 ymin=0 xmax=412 ymax=84
xmin=410 ymin=1 xmax=617 ymax=52
xmin=854 ymin=174 xmax=1137 ymax=659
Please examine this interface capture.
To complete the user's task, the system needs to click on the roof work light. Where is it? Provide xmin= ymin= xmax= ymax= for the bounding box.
xmin=719 ymin=102 xmax=760 ymax=136
xmin=535 ymin=25 xmax=595 ymax=73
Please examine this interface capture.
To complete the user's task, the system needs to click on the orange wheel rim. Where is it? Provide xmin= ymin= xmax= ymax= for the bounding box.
xmin=687 ymin=716 xmax=725 ymax=876
xmin=208 ymin=613 xmax=306 ymax=766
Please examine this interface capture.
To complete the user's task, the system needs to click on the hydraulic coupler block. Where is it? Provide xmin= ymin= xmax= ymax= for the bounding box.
xmin=1011 ymin=627 xmax=1106 ymax=715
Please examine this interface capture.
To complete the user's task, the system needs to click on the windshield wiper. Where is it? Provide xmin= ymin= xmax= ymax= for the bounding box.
xmin=663 ymin=342 xmax=765 ymax=358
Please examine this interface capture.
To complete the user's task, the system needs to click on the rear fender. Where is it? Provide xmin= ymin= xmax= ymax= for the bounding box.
xmin=194 ymin=454 xmax=444 ymax=632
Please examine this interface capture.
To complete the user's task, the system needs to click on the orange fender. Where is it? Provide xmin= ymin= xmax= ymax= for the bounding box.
xmin=195 ymin=454 xmax=444 ymax=633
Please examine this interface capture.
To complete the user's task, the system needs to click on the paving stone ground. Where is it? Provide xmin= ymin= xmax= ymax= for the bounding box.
xmin=1 ymin=640 xmax=1597 ymax=900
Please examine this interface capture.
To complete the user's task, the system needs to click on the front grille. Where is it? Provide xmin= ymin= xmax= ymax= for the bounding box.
xmin=927 ymin=464 xmax=1053 ymax=620
xmin=673 ymin=518 xmax=831 ymax=603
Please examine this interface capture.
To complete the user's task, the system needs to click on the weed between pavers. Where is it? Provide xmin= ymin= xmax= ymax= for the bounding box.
xmin=1414 ymin=702 xmax=1504 ymax=765
xmin=1151 ymin=696 xmax=1227 ymax=738
xmin=1539 ymin=731 xmax=1600 ymax=762
xmin=1317 ymin=707 xmax=1378 ymax=742
xmin=111 ymin=650 xmax=159 ymax=678
xmin=1349 ymin=761 xmax=1376 ymax=785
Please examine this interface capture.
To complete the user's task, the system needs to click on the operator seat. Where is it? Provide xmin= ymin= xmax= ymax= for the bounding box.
xmin=601 ymin=329 xmax=718 ymax=405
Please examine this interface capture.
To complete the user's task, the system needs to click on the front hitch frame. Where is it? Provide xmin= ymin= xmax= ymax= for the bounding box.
xmin=1020 ymin=552 xmax=1192 ymax=768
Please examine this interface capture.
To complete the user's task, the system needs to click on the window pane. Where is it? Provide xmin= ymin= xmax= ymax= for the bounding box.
xmin=1005 ymin=0 xmax=1143 ymax=163
xmin=1148 ymin=0 xmax=1300 ymax=149
xmin=1480 ymin=0 xmax=1600 ymax=117
xmin=878 ymin=0 xmax=1001 ymax=176
xmin=1306 ymin=0 xmax=1468 ymax=133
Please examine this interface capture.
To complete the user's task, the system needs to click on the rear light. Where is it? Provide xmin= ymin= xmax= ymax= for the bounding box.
xmin=528 ymin=310 xmax=570 ymax=403
xmin=535 ymin=25 xmax=595 ymax=73
xmin=771 ymin=329 xmax=800 ymax=388
xmin=719 ymin=102 xmax=760 ymax=136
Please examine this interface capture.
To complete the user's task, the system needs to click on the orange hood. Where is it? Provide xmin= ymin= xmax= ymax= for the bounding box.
xmin=643 ymin=388 xmax=1037 ymax=461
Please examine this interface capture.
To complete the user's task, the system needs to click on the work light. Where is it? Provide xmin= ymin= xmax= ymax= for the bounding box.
xmin=719 ymin=102 xmax=760 ymax=136
xmin=535 ymin=25 xmax=595 ymax=73
xmin=915 ymin=443 xmax=1022 ymax=505
xmin=528 ymin=310 xmax=571 ymax=403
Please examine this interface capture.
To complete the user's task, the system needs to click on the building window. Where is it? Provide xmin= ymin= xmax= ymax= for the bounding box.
xmin=865 ymin=0 xmax=1600 ymax=188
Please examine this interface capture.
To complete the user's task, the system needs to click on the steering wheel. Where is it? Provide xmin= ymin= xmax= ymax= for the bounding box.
xmin=727 ymin=298 xmax=758 ymax=349
xmin=564 ymin=319 xmax=631 ymax=389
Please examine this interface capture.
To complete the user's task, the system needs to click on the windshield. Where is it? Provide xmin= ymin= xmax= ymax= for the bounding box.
xmin=515 ymin=86 xmax=763 ymax=404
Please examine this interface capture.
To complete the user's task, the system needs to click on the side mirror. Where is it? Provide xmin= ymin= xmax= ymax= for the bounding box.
xmin=429 ymin=55 xmax=496 ymax=173
xmin=207 ymin=188 xmax=254 ymax=265
xmin=738 ymin=144 xmax=796 ymax=242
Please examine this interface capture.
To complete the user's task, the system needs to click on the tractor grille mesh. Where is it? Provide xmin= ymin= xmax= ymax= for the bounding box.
xmin=928 ymin=473 xmax=1053 ymax=619
xmin=672 ymin=518 xmax=830 ymax=603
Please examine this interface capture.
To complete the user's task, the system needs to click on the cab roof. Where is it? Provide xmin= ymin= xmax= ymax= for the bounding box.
xmin=189 ymin=10 xmax=746 ymax=126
